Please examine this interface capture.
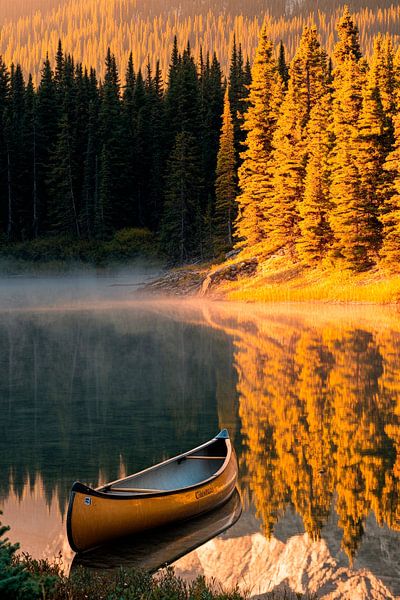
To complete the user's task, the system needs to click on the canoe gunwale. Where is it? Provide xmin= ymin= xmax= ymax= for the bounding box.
xmin=70 ymin=435 xmax=232 ymax=501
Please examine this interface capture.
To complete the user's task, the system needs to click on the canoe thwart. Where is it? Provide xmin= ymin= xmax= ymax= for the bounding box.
xmin=185 ymin=456 xmax=226 ymax=460
xmin=110 ymin=487 xmax=165 ymax=493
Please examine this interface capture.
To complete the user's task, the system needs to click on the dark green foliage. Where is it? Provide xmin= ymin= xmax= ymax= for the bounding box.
xmin=0 ymin=228 xmax=158 ymax=263
xmin=0 ymin=539 xmax=317 ymax=600
xmin=228 ymin=37 xmax=250 ymax=165
xmin=0 ymin=514 xmax=55 ymax=599
xmin=161 ymin=131 xmax=203 ymax=262
xmin=277 ymin=41 xmax=289 ymax=88
xmin=0 ymin=39 xmax=238 ymax=264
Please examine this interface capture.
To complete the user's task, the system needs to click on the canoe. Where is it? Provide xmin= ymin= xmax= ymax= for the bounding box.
xmin=66 ymin=429 xmax=238 ymax=553
xmin=71 ymin=489 xmax=242 ymax=572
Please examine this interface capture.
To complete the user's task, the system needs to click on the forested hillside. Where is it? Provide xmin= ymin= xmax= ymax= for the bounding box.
xmin=0 ymin=0 xmax=399 ymax=83
xmin=1 ymin=7 xmax=400 ymax=274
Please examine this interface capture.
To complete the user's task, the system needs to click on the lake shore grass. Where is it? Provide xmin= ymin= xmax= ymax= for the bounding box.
xmin=209 ymin=252 xmax=400 ymax=304
xmin=2 ymin=550 xmax=316 ymax=600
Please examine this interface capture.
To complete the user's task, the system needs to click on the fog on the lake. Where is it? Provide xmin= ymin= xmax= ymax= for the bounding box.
xmin=0 ymin=262 xmax=163 ymax=310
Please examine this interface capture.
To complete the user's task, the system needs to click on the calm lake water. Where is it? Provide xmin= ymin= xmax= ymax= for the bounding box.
xmin=1 ymin=271 xmax=400 ymax=599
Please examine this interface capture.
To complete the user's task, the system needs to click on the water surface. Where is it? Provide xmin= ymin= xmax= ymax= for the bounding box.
xmin=1 ymin=273 xmax=400 ymax=598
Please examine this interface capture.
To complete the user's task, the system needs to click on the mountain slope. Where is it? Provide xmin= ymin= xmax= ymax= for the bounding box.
xmin=1 ymin=0 xmax=399 ymax=83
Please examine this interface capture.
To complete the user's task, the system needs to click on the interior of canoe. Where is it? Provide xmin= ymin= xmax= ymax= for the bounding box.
xmin=104 ymin=438 xmax=227 ymax=494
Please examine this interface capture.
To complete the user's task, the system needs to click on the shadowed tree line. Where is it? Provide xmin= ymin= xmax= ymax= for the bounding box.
xmin=0 ymin=37 xmax=251 ymax=262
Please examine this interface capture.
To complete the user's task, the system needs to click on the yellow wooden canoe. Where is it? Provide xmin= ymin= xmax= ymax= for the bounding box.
xmin=71 ymin=489 xmax=242 ymax=572
xmin=66 ymin=430 xmax=238 ymax=553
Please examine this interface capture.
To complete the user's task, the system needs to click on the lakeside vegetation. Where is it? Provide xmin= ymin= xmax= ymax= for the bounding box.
xmin=0 ymin=228 xmax=158 ymax=266
xmin=0 ymin=517 xmax=315 ymax=600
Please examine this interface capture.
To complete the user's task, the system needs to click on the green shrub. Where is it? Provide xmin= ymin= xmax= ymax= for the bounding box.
xmin=0 ymin=229 xmax=160 ymax=265
xmin=0 ymin=514 xmax=57 ymax=599
xmin=0 ymin=518 xmax=315 ymax=600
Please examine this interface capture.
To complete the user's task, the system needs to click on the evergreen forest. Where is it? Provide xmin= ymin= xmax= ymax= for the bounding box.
xmin=1 ymin=6 xmax=400 ymax=271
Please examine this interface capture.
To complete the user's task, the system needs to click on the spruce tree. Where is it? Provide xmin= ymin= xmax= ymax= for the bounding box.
xmin=81 ymin=100 xmax=99 ymax=238
xmin=228 ymin=36 xmax=249 ymax=163
xmin=234 ymin=23 xmax=283 ymax=251
xmin=146 ymin=60 xmax=166 ymax=230
xmin=0 ymin=57 xmax=10 ymax=236
xmin=297 ymin=92 xmax=333 ymax=264
xmin=354 ymin=42 xmax=388 ymax=259
xmin=329 ymin=8 xmax=373 ymax=270
xmin=381 ymin=109 xmax=400 ymax=270
xmin=96 ymin=144 xmax=112 ymax=239
xmin=161 ymin=131 xmax=203 ymax=262
xmin=266 ymin=25 xmax=328 ymax=252
xmin=0 ymin=515 xmax=41 ymax=599
xmin=4 ymin=64 xmax=26 ymax=239
xmin=214 ymin=88 xmax=236 ymax=254
xmin=35 ymin=55 xmax=59 ymax=235
xmin=200 ymin=52 xmax=224 ymax=214
xmin=98 ymin=48 xmax=124 ymax=233
xmin=277 ymin=41 xmax=289 ymax=88
xmin=47 ymin=111 xmax=80 ymax=237
xmin=333 ymin=5 xmax=362 ymax=67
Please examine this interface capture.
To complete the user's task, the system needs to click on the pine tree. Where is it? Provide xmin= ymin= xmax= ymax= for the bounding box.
xmin=266 ymin=25 xmax=328 ymax=252
xmin=161 ymin=131 xmax=203 ymax=262
xmin=381 ymin=110 xmax=400 ymax=270
xmin=377 ymin=35 xmax=396 ymax=123
xmin=54 ymin=39 xmax=64 ymax=92
xmin=21 ymin=74 xmax=36 ymax=238
xmin=165 ymin=36 xmax=181 ymax=145
xmin=228 ymin=37 xmax=249 ymax=163
xmin=96 ymin=144 xmax=112 ymax=238
xmin=329 ymin=8 xmax=373 ymax=270
xmin=0 ymin=57 xmax=10 ymax=236
xmin=81 ymin=100 xmax=99 ymax=238
xmin=333 ymin=5 xmax=362 ymax=67
xmin=0 ymin=514 xmax=40 ymax=599
xmin=200 ymin=51 xmax=224 ymax=214
xmin=277 ymin=41 xmax=289 ymax=88
xmin=47 ymin=111 xmax=80 ymax=237
xmin=146 ymin=60 xmax=166 ymax=230
xmin=35 ymin=55 xmax=59 ymax=235
xmin=214 ymin=88 xmax=236 ymax=254
xmin=330 ymin=59 xmax=371 ymax=270
xmin=234 ymin=23 xmax=283 ymax=251
xmin=98 ymin=48 xmax=124 ymax=231
xmin=354 ymin=41 xmax=388 ymax=259
xmin=297 ymin=91 xmax=333 ymax=264
xmin=4 ymin=64 xmax=26 ymax=239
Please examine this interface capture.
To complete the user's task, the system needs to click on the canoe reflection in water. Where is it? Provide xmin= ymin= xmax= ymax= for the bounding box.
xmin=71 ymin=489 xmax=242 ymax=573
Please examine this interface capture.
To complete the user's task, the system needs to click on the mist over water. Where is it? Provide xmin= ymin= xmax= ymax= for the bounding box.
xmin=0 ymin=261 xmax=163 ymax=310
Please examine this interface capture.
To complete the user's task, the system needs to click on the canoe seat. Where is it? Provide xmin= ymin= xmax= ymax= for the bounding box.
xmin=186 ymin=456 xmax=226 ymax=460
xmin=111 ymin=487 xmax=164 ymax=493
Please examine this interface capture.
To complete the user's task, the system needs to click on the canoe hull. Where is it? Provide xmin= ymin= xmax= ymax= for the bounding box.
xmin=67 ymin=439 xmax=237 ymax=553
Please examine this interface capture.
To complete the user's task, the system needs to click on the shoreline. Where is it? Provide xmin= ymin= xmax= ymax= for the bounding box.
xmin=140 ymin=255 xmax=400 ymax=305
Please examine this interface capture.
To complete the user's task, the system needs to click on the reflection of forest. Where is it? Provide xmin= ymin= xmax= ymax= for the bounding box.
xmin=212 ymin=307 xmax=400 ymax=562
xmin=3 ymin=302 xmax=400 ymax=565
xmin=0 ymin=309 xmax=235 ymax=510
